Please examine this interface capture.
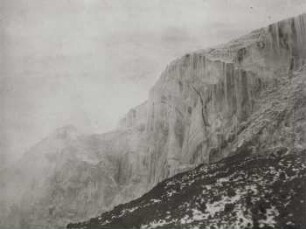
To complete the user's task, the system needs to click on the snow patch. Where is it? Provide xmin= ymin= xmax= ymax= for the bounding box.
xmin=191 ymin=209 xmax=208 ymax=221
xmin=141 ymin=219 xmax=168 ymax=229
xmin=258 ymin=206 xmax=279 ymax=227
xmin=151 ymin=199 xmax=161 ymax=203
xmin=180 ymin=214 xmax=193 ymax=224
xmin=206 ymin=194 xmax=241 ymax=217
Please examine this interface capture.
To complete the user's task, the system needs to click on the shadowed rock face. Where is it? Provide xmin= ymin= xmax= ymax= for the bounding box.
xmin=0 ymin=14 xmax=306 ymax=229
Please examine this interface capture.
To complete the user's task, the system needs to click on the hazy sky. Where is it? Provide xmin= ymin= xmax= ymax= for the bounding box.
xmin=1 ymin=0 xmax=305 ymax=162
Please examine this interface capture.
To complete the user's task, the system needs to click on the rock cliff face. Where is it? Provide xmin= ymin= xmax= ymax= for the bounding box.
xmin=0 ymin=14 xmax=305 ymax=229
xmin=109 ymin=13 xmax=306 ymax=191
xmin=142 ymin=13 xmax=306 ymax=184
xmin=118 ymin=101 xmax=148 ymax=131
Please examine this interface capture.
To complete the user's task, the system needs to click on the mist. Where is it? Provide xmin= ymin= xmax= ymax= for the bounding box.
xmin=1 ymin=0 xmax=305 ymax=164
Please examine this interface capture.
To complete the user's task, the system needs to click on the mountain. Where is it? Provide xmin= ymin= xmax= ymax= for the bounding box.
xmin=0 ymin=13 xmax=306 ymax=229
xmin=66 ymin=13 xmax=306 ymax=229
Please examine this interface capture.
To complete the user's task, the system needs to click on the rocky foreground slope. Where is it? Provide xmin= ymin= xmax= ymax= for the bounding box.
xmin=0 ymin=13 xmax=305 ymax=229
xmin=67 ymin=150 xmax=306 ymax=229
